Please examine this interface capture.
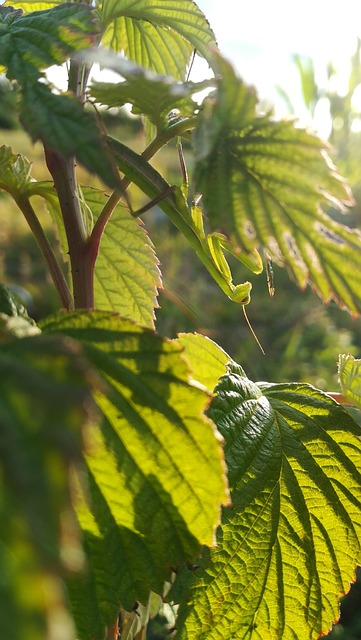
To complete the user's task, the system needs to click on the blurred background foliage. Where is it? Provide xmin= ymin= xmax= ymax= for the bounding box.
xmin=1 ymin=43 xmax=361 ymax=638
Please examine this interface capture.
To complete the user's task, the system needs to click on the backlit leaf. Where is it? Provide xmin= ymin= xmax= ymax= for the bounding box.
xmin=338 ymin=353 xmax=361 ymax=410
xmin=91 ymin=63 xmax=212 ymax=132
xmin=193 ymin=53 xmax=361 ymax=315
xmin=101 ymin=0 xmax=216 ymax=79
xmin=176 ymin=333 xmax=229 ymax=392
xmin=84 ymin=186 xmax=161 ymax=328
xmin=41 ymin=311 xmax=228 ymax=635
xmin=4 ymin=0 xmax=62 ymax=12
xmin=177 ymin=362 xmax=361 ymax=639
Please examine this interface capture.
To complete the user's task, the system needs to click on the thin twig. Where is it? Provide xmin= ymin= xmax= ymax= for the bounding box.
xmin=14 ymin=195 xmax=73 ymax=309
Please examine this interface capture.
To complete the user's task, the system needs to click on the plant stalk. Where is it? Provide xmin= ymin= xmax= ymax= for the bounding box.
xmin=44 ymin=147 xmax=93 ymax=309
xmin=44 ymin=57 xmax=94 ymax=309
xmin=14 ymin=195 xmax=73 ymax=309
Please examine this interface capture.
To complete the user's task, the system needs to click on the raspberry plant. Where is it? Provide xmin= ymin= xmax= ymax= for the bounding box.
xmin=1 ymin=2 xmax=361 ymax=639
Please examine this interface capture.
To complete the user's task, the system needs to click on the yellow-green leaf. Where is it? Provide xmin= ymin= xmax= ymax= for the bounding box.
xmin=41 ymin=311 xmax=228 ymax=635
xmin=101 ymin=0 xmax=216 ymax=79
xmin=338 ymin=353 xmax=361 ymax=410
xmin=176 ymin=332 xmax=229 ymax=392
xmin=85 ymin=187 xmax=161 ymax=328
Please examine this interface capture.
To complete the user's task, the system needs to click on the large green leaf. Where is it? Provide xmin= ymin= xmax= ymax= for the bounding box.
xmin=0 ymin=331 xmax=98 ymax=640
xmin=193 ymin=53 xmax=361 ymax=315
xmin=40 ymin=311 xmax=228 ymax=635
xmin=101 ymin=0 xmax=216 ymax=79
xmin=85 ymin=186 xmax=161 ymax=327
xmin=176 ymin=362 xmax=361 ymax=639
xmin=0 ymin=3 xmax=98 ymax=81
xmin=338 ymin=353 xmax=361 ymax=410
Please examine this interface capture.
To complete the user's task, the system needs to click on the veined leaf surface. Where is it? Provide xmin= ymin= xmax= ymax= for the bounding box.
xmin=91 ymin=68 xmax=212 ymax=132
xmin=85 ymin=187 xmax=161 ymax=328
xmin=193 ymin=53 xmax=361 ymax=315
xmin=0 ymin=3 xmax=98 ymax=81
xmin=41 ymin=311 xmax=228 ymax=635
xmin=101 ymin=0 xmax=216 ymax=78
xmin=177 ymin=362 xmax=361 ymax=639
xmin=338 ymin=353 xmax=361 ymax=410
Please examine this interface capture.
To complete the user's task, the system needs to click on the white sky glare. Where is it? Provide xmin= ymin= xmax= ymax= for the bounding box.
xmin=196 ymin=0 xmax=361 ymax=119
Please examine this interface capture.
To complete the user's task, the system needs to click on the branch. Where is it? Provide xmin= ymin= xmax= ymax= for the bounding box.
xmin=44 ymin=146 xmax=93 ymax=309
xmin=14 ymin=195 xmax=73 ymax=310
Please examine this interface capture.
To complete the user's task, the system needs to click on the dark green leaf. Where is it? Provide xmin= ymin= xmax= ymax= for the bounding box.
xmin=0 ymin=332 xmax=98 ymax=640
xmin=193 ymin=52 xmax=361 ymax=314
xmin=0 ymin=3 xmax=99 ymax=81
xmin=20 ymin=82 xmax=121 ymax=189
xmin=177 ymin=362 xmax=361 ymax=639
xmin=40 ymin=311 xmax=228 ymax=633
xmin=100 ymin=0 xmax=216 ymax=79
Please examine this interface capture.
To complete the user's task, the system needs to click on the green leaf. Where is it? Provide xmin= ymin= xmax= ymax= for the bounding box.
xmin=40 ymin=311 xmax=228 ymax=632
xmin=3 ymin=0 xmax=62 ymax=12
xmin=193 ymin=53 xmax=361 ymax=315
xmin=0 ymin=145 xmax=33 ymax=197
xmin=100 ymin=0 xmax=216 ymax=79
xmin=0 ymin=332 xmax=98 ymax=640
xmin=177 ymin=362 xmax=361 ymax=639
xmin=338 ymin=353 xmax=361 ymax=410
xmin=0 ymin=149 xmax=68 ymax=255
xmin=109 ymin=137 xmax=258 ymax=304
xmin=293 ymin=55 xmax=318 ymax=113
xmin=20 ymin=82 xmax=121 ymax=189
xmin=0 ymin=282 xmax=38 ymax=338
xmin=85 ymin=186 xmax=161 ymax=327
xmin=0 ymin=3 xmax=99 ymax=81
xmin=176 ymin=333 xmax=229 ymax=392
xmin=90 ymin=58 xmax=213 ymax=132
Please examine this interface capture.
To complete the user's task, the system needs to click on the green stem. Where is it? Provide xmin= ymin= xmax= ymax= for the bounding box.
xmin=14 ymin=195 xmax=73 ymax=309
xmin=88 ymin=116 xmax=198 ymax=257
